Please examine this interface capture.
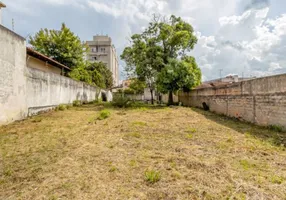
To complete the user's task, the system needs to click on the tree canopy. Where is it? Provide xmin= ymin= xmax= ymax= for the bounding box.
xmin=29 ymin=23 xmax=114 ymax=89
xmin=69 ymin=62 xmax=113 ymax=89
xmin=121 ymin=15 xmax=202 ymax=104
xmin=29 ymin=23 xmax=87 ymax=69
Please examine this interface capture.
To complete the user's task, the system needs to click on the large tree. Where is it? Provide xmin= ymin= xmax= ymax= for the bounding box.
xmin=29 ymin=23 xmax=87 ymax=69
xmin=121 ymin=15 xmax=201 ymax=104
xmin=157 ymin=56 xmax=201 ymax=104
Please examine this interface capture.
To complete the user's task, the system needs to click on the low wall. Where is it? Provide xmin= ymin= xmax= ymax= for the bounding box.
xmin=179 ymin=74 xmax=286 ymax=129
xmin=26 ymin=68 xmax=99 ymax=116
xmin=0 ymin=25 xmax=101 ymax=124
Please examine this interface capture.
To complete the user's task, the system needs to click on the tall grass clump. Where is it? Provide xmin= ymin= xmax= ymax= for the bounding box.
xmin=145 ymin=170 xmax=161 ymax=184
xmin=98 ymin=109 xmax=111 ymax=120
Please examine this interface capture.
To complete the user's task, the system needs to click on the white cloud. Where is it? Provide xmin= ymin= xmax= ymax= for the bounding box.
xmin=193 ymin=5 xmax=286 ymax=80
xmin=3 ymin=0 xmax=286 ymax=81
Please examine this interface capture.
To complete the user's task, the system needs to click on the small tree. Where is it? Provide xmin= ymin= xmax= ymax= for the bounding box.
xmin=157 ymin=56 xmax=201 ymax=104
xmin=29 ymin=23 xmax=87 ymax=69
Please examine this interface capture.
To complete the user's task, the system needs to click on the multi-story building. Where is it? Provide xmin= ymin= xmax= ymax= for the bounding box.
xmin=86 ymin=35 xmax=119 ymax=87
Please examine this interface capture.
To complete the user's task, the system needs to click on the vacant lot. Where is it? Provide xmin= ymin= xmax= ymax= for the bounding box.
xmin=0 ymin=104 xmax=285 ymax=200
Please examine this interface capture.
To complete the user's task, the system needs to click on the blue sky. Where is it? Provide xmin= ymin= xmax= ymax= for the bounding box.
xmin=2 ymin=0 xmax=286 ymax=81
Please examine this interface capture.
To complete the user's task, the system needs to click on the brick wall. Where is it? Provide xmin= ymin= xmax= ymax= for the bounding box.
xmin=179 ymin=74 xmax=286 ymax=129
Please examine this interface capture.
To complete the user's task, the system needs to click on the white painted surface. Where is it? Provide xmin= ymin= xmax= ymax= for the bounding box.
xmin=0 ymin=25 xmax=27 ymax=124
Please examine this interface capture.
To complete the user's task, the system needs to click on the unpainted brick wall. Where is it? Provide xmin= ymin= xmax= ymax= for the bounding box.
xmin=179 ymin=74 xmax=286 ymax=129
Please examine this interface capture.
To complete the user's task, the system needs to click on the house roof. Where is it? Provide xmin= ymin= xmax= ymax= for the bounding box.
xmin=0 ymin=1 xmax=6 ymax=8
xmin=27 ymin=47 xmax=71 ymax=71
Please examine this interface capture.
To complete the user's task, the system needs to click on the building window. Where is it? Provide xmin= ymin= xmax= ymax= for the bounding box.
xmin=94 ymin=56 xmax=97 ymax=60
xmin=101 ymin=48 xmax=105 ymax=52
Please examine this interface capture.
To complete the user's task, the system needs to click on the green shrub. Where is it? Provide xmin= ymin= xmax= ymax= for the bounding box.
xmin=73 ymin=100 xmax=81 ymax=107
xmin=123 ymin=88 xmax=135 ymax=94
xmin=145 ymin=170 xmax=161 ymax=184
xmin=268 ymin=125 xmax=284 ymax=132
xmin=112 ymin=96 xmax=132 ymax=108
xmin=98 ymin=109 xmax=111 ymax=120
xmin=58 ymin=104 xmax=67 ymax=111
xmin=66 ymin=104 xmax=72 ymax=109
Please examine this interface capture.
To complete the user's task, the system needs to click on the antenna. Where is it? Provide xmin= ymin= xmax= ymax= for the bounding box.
xmin=219 ymin=69 xmax=223 ymax=80
xmin=12 ymin=18 xmax=14 ymax=31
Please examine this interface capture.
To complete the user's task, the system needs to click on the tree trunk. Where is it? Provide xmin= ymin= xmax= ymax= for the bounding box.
xmin=168 ymin=91 xmax=174 ymax=105
xmin=150 ymin=88 xmax=154 ymax=105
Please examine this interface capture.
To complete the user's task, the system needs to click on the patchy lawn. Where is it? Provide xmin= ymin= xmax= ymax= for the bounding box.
xmin=0 ymin=104 xmax=285 ymax=200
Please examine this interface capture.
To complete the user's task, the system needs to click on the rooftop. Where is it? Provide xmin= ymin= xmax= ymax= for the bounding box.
xmin=0 ymin=1 xmax=6 ymax=8
xmin=27 ymin=47 xmax=71 ymax=71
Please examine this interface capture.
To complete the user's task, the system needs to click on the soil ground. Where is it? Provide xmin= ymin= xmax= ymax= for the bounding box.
xmin=0 ymin=104 xmax=285 ymax=200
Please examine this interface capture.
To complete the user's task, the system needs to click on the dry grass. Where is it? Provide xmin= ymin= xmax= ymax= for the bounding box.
xmin=0 ymin=104 xmax=286 ymax=200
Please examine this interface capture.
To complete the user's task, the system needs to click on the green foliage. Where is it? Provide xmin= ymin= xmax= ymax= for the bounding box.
xmin=121 ymin=15 xmax=201 ymax=105
xmin=69 ymin=62 xmax=113 ymax=89
xmin=73 ymin=100 xmax=81 ymax=107
xmin=112 ymin=96 xmax=132 ymax=108
xmin=58 ymin=104 xmax=67 ymax=111
xmin=128 ymin=78 xmax=147 ymax=94
xmin=123 ymin=88 xmax=135 ymax=94
xmin=98 ymin=110 xmax=111 ymax=120
xmin=66 ymin=104 xmax=72 ymax=109
xmin=271 ymin=175 xmax=285 ymax=184
xmin=157 ymin=57 xmax=201 ymax=94
xmin=145 ymin=170 xmax=161 ymax=184
xmin=29 ymin=23 xmax=87 ymax=69
xmin=268 ymin=125 xmax=284 ymax=132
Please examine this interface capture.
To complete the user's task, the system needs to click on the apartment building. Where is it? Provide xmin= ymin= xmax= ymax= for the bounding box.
xmin=86 ymin=35 xmax=119 ymax=87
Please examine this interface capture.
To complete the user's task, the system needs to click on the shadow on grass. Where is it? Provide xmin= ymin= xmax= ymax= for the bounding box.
xmin=191 ymin=107 xmax=286 ymax=148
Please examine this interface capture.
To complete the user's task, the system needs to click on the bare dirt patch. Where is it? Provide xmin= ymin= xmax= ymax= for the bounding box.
xmin=0 ymin=104 xmax=285 ymax=199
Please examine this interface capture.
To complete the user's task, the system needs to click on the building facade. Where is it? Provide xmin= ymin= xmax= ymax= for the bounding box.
xmin=86 ymin=35 xmax=119 ymax=87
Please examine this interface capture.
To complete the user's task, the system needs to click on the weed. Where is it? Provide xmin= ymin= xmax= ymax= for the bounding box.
xmin=88 ymin=116 xmax=96 ymax=124
xmin=271 ymin=175 xmax=285 ymax=184
xmin=186 ymin=128 xmax=197 ymax=133
xmin=98 ymin=110 xmax=111 ymax=120
xmin=145 ymin=170 xmax=161 ymax=184
xmin=58 ymin=104 xmax=67 ymax=111
xmin=132 ymin=121 xmax=147 ymax=126
xmin=268 ymin=125 xmax=284 ymax=133
xmin=125 ymin=132 xmax=141 ymax=138
xmin=239 ymin=159 xmax=256 ymax=170
xmin=186 ymin=134 xmax=193 ymax=139
xmin=129 ymin=160 xmax=137 ymax=167
xmin=66 ymin=104 xmax=72 ymax=109
xmin=4 ymin=168 xmax=13 ymax=177
xmin=73 ymin=100 xmax=81 ymax=107
xmin=109 ymin=166 xmax=118 ymax=172
xmin=226 ymin=137 xmax=234 ymax=143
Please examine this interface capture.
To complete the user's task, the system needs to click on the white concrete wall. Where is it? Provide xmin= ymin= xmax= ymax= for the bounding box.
xmin=0 ymin=25 xmax=27 ymax=124
xmin=0 ymin=25 xmax=104 ymax=124
xmin=26 ymin=67 xmax=99 ymax=115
